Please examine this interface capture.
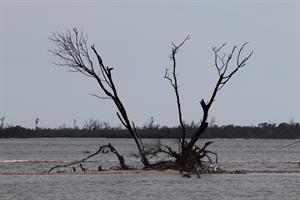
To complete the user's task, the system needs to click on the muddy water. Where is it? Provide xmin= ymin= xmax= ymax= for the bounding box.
xmin=0 ymin=138 xmax=299 ymax=199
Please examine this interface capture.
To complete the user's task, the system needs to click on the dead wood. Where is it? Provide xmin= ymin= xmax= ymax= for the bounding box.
xmin=50 ymin=29 xmax=150 ymax=167
xmin=50 ymin=28 xmax=252 ymax=176
xmin=48 ymin=143 xmax=128 ymax=173
xmin=163 ymin=37 xmax=252 ymax=172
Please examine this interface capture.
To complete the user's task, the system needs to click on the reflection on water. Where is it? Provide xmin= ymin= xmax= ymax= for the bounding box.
xmin=0 ymin=138 xmax=299 ymax=199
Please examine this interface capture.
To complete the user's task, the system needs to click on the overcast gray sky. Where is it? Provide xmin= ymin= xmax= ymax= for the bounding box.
xmin=1 ymin=0 xmax=299 ymax=128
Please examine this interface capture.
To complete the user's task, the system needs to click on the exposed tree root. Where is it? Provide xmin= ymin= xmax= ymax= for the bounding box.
xmin=137 ymin=140 xmax=220 ymax=177
xmin=48 ymin=142 xmax=219 ymax=176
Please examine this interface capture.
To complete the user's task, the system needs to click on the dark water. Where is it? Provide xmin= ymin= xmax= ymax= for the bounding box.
xmin=0 ymin=138 xmax=299 ymax=199
xmin=1 ymin=173 xmax=299 ymax=200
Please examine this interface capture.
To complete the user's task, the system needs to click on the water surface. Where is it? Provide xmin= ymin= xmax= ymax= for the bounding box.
xmin=0 ymin=138 xmax=299 ymax=199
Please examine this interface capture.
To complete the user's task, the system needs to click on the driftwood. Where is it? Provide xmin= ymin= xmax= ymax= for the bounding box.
xmin=48 ymin=143 xmax=128 ymax=173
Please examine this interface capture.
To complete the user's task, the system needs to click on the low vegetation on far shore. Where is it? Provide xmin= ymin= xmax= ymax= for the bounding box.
xmin=1 ymin=119 xmax=299 ymax=139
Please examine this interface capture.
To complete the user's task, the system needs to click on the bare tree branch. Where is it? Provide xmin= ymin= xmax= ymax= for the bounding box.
xmin=48 ymin=143 xmax=128 ymax=173
xmin=90 ymin=93 xmax=112 ymax=100
xmin=185 ymin=42 xmax=253 ymax=154
xmin=164 ymin=35 xmax=190 ymax=154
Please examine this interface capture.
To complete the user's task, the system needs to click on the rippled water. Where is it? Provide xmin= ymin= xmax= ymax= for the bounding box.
xmin=0 ymin=138 xmax=299 ymax=199
xmin=1 ymin=173 xmax=299 ymax=200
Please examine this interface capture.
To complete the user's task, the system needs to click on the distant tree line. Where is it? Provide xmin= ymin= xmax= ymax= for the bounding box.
xmin=0 ymin=120 xmax=299 ymax=139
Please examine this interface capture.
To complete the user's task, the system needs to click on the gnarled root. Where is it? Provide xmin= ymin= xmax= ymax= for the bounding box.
xmin=143 ymin=140 xmax=220 ymax=175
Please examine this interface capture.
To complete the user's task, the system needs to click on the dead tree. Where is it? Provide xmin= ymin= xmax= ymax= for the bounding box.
xmin=50 ymin=28 xmax=252 ymax=174
xmin=0 ymin=116 xmax=4 ymax=129
xmin=35 ymin=118 xmax=39 ymax=130
xmin=73 ymin=119 xmax=77 ymax=129
xmin=50 ymin=28 xmax=150 ymax=168
xmin=164 ymin=37 xmax=253 ymax=171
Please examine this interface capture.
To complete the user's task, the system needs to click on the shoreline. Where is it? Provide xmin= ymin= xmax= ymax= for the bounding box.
xmin=1 ymin=169 xmax=300 ymax=176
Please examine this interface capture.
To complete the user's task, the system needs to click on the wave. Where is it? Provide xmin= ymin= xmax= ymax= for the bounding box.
xmin=219 ymin=161 xmax=300 ymax=164
xmin=0 ymin=160 xmax=102 ymax=164
xmin=1 ymin=160 xmax=299 ymax=164
xmin=0 ymin=170 xmax=300 ymax=176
